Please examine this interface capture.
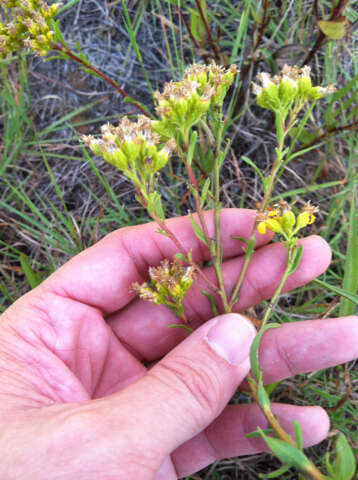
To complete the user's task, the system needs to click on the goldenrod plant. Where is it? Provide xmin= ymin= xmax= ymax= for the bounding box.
xmin=1 ymin=1 xmax=356 ymax=479
xmin=81 ymin=63 xmax=354 ymax=480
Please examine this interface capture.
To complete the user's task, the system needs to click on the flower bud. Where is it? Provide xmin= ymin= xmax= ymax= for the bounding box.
xmin=296 ymin=211 xmax=311 ymax=229
xmin=279 ymin=77 xmax=297 ymax=105
xmin=266 ymin=218 xmax=284 ymax=234
xmin=281 ymin=210 xmax=296 ymax=234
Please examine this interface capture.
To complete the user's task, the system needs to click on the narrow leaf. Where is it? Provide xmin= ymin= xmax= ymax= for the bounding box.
xmin=293 ymin=420 xmax=303 ymax=450
xmin=201 ymin=290 xmax=218 ymax=316
xmin=332 ymin=433 xmax=356 ymax=480
xmin=288 ymin=245 xmax=303 ymax=275
xmin=259 ymin=464 xmax=292 ymax=478
xmin=19 ymin=254 xmax=42 ymax=289
xmin=189 ymin=213 xmax=208 ymax=245
xmin=200 ymin=177 xmax=211 ymax=208
xmin=257 ymin=428 xmax=311 ymax=472
xmin=241 ymin=156 xmax=265 ymax=186
xmin=314 ymin=278 xmax=358 ymax=306
xmin=250 ymin=324 xmax=280 ymax=381
xmin=339 ymin=193 xmax=358 ymax=316
xmin=187 ymin=130 xmax=198 ymax=166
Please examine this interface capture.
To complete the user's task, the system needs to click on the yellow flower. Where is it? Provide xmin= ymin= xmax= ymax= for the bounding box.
xmin=257 ymin=201 xmax=319 ymax=239
xmin=252 ymin=64 xmax=336 ymax=111
xmin=0 ymin=0 xmax=61 ymax=57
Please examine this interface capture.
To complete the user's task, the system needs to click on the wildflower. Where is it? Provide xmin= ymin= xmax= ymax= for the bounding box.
xmin=257 ymin=201 xmax=319 ymax=239
xmin=252 ymin=64 xmax=335 ymax=111
xmin=131 ymin=259 xmax=195 ymax=320
xmin=296 ymin=201 xmax=319 ymax=229
xmin=0 ymin=0 xmax=61 ymax=57
xmin=82 ymin=115 xmax=175 ymax=192
xmin=153 ymin=63 xmax=238 ymax=135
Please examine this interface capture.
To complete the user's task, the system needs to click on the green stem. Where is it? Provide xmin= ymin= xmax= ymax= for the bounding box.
xmin=228 ymin=236 xmax=255 ymax=308
xmin=229 ymin=111 xmax=287 ymax=309
xmin=213 ymin=152 xmax=230 ymax=313
xmin=276 ymin=100 xmax=317 ymax=183
xmin=260 ymin=262 xmax=291 ymax=329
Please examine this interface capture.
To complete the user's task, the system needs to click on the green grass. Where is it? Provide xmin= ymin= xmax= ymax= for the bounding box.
xmin=0 ymin=0 xmax=357 ymax=478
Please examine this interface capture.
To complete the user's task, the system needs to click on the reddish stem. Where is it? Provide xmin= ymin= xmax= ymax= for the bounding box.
xmin=53 ymin=42 xmax=150 ymax=117
xmin=194 ymin=0 xmax=220 ymax=61
xmin=302 ymin=0 xmax=349 ymax=65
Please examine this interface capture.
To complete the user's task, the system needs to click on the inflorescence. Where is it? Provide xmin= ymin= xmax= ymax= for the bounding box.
xmin=257 ymin=200 xmax=319 ymax=239
xmin=0 ymin=0 xmax=61 ymax=57
xmin=252 ymin=64 xmax=336 ymax=111
xmin=131 ymin=259 xmax=195 ymax=320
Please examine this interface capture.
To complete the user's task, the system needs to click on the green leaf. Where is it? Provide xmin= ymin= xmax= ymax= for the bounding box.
xmin=257 ymin=373 xmax=271 ymax=410
xmin=293 ymin=420 xmax=303 ymax=450
xmin=200 ymin=177 xmax=211 ymax=208
xmin=339 ymin=192 xmax=358 ymax=316
xmin=250 ymin=324 xmax=280 ymax=381
xmin=57 ymin=0 xmax=81 ymax=15
xmin=201 ymin=289 xmax=218 ymax=316
xmin=168 ymin=323 xmax=193 ymax=333
xmin=314 ymin=279 xmax=358 ymax=306
xmin=259 ymin=464 xmax=291 ymax=478
xmin=19 ymin=253 xmax=43 ymax=289
xmin=318 ymin=18 xmax=347 ymax=40
xmin=263 ymin=175 xmax=272 ymax=195
xmin=246 ymin=428 xmax=274 ymax=439
xmin=189 ymin=213 xmax=208 ymax=245
xmin=257 ymin=428 xmax=311 ymax=472
xmin=147 ymin=192 xmax=165 ymax=221
xmin=241 ymin=156 xmax=265 ymax=186
xmin=175 ymin=253 xmax=188 ymax=262
xmin=187 ymin=130 xmax=198 ymax=166
xmin=287 ymin=245 xmax=303 ymax=275
xmin=332 ymin=433 xmax=356 ymax=480
xmin=265 ymin=381 xmax=280 ymax=396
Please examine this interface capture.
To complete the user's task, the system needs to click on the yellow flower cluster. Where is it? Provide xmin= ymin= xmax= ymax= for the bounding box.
xmin=252 ymin=65 xmax=335 ymax=111
xmin=0 ymin=0 xmax=61 ymax=57
xmin=257 ymin=200 xmax=319 ymax=239
xmin=131 ymin=259 xmax=194 ymax=319
xmin=153 ymin=63 xmax=238 ymax=137
xmin=82 ymin=116 xmax=175 ymax=177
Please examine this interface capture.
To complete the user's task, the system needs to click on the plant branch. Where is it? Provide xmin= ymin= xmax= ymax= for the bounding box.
xmin=178 ymin=8 xmax=211 ymax=64
xmin=194 ymin=0 xmax=220 ymax=61
xmin=52 ymin=42 xmax=150 ymax=117
xmin=302 ymin=0 xmax=349 ymax=66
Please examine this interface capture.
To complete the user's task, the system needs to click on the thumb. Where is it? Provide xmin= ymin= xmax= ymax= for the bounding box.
xmin=99 ymin=313 xmax=256 ymax=461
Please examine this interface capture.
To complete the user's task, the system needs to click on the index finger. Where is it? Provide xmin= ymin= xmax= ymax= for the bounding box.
xmin=43 ymin=209 xmax=272 ymax=313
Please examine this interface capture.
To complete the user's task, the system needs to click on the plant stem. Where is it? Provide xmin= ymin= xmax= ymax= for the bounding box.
xmin=229 ymin=113 xmax=287 ymax=309
xmin=52 ymin=42 xmax=150 ymax=117
xmin=228 ymin=236 xmax=255 ymax=307
xmin=248 ymin=382 xmax=326 ymax=480
xmin=211 ymin=113 xmax=230 ymax=313
xmin=194 ymin=0 xmax=220 ymax=61
xmin=260 ymin=261 xmax=291 ymax=328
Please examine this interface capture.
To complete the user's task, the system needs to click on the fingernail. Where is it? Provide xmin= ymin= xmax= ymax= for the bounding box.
xmin=205 ymin=314 xmax=256 ymax=365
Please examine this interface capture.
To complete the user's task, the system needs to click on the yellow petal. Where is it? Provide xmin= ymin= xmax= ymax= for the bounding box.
xmin=257 ymin=222 xmax=267 ymax=234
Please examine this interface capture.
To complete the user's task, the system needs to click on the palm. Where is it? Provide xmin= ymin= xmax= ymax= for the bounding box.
xmin=3 ymin=209 xmax=332 ymax=410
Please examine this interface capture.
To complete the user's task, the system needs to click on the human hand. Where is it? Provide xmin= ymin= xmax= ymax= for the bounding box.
xmin=1 ymin=209 xmax=357 ymax=479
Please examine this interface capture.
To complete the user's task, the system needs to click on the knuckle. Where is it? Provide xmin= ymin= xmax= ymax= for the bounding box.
xmin=156 ymin=354 xmax=222 ymax=421
xmin=275 ymin=332 xmax=296 ymax=377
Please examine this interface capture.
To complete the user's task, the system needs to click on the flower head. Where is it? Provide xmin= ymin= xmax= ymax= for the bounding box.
xmin=153 ymin=63 xmax=238 ymax=135
xmin=257 ymin=201 xmax=319 ymax=239
xmin=252 ymin=64 xmax=335 ymax=111
xmin=82 ymin=115 xmax=174 ymax=188
xmin=0 ymin=0 xmax=61 ymax=57
xmin=131 ymin=259 xmax=195 ymax=319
